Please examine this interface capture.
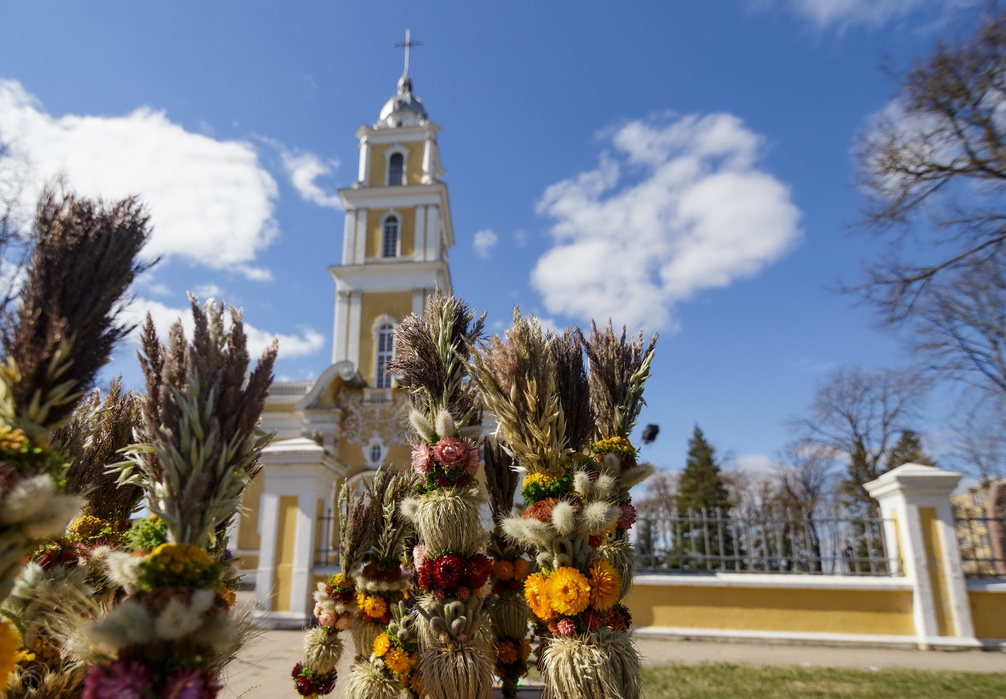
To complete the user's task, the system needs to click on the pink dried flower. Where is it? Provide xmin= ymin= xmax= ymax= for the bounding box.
xmin=433 ymin=436 xmax=480 ymax=473
xmin=83 ymin=660 xmax=153 ymax=699
xmin=412 ymin=443 xmax=435 ymax=473
xmin=318 ymin=610 xmax=336 ymax=627
xmin=556 ymin=618 xmax=577 ymax=636
xmin=413 ymin=544 xmax=428 ymax=570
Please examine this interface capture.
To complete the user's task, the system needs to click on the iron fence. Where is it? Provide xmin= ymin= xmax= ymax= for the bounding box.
xmin=954 ymin=513 xmax=1006 ymax=578
xmin=634 ymin=509 xmax=898 ymax=576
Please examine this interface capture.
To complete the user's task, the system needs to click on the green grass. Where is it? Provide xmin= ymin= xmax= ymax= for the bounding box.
xmin=640 ymin=663 xmax=1006 ymax=698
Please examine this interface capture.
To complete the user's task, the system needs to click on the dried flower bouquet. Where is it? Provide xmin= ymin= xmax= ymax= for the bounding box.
xmin=76 ymin=298 xmax=276 ymax=699
xmin=469 ymin=312 xmax=656 ymax=699
xmin=387 ymin=293 xmax=495 ymax=699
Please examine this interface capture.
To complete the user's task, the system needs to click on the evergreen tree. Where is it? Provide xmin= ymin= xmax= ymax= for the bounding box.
xmin=886 ymin=429 xmax=935 ymax=469
xmin=674 ymin=425 xmax=734 ymax=569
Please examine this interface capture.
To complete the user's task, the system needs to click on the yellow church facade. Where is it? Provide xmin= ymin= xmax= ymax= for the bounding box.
xmin=232 ymin=54 xmax=453 ymax=628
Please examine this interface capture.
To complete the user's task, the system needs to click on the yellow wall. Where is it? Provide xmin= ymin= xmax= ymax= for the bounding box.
xmin=969 ymin=591 xmax=1006 ymax=640
xmin=272 ymin=495 xmax=300 ymax=613
xmin=359 ymin=291 xmax=414 ymax=382
xmin=368 ymin=142 xmax=423 ymax=187
xmin=237 ymin=473 xmax=264 ymax=552
xmin=366 ymin=207 xmax=416 ymax=258
xmin=625 ymin=584 xmax=915 ymax=636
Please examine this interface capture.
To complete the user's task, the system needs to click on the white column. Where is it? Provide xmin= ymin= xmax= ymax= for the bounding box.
xmin=358 ymin=136 xmax=370 ymax=184
xmin=422 ymin=134 xmax=435 ymax=184
xmin=412 ymin=288 xmax=426 ymax=316
xmin=865 ymin=463 xmax=980 ymax=650
xmin=426 ymin=205 xmax=441 ymax=261
xmin=415 ymin=205 xmax=427 ymax=261
xmin=341 ymin=210 xmax=356 ymax=265
xmin=347 ymin=291 xmax=362 ymax=368
xmin=332 ymin=289 xmax=350 ymax=364
xmin=354 ymin=210 xmax=368 ymax=264
xmin=254 ymin=491 xmax=280 ymax=613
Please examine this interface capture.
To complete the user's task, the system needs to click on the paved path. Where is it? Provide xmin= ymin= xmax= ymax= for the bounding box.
xmin=221 ymin=625 xmax=1004 ymax=699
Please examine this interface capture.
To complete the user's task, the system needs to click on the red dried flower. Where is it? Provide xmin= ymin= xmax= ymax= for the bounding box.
xmin=465 ymin=553 xmax=493 ymax=588
xmin=417 ymin=557 xmax=433 ymax=590
xmin=583 ymin=609 xmax=602 ymax=631
xmin=433 ymin=553 xmax=465 ymax=589
xmin=617 ymin=504 xmax=637 ymax=531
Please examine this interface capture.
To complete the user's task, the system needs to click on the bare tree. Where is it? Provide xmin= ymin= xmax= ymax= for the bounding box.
xmin=910 ymin=255 xmax=1006 ymax=397
xmin=795 ymin=366 xmax=930 ymax=515
xmin=856 ymin=8 xmax=1006 ymax=320
xmin=947 ymin=392 xmax=1006 ymax=484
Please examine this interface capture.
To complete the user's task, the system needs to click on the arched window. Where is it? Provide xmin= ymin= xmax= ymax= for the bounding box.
xmin=382 ymin=216 xmax=399 ymax=258
xmin=375 ymin=322 xmax=395 ymax=388
xmin=370 ymin=443 xmax=383 ymax=464
xmin=388 ymin=152 xmax=404 ymax=185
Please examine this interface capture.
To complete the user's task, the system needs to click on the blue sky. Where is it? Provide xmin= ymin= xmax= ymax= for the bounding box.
xmin=0 ymin=1 xmax=984 ymax=475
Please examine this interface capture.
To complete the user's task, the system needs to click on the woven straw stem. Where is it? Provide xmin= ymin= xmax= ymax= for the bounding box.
xmin=413 ymin=487 xmax=484 ymax=554
xmin=343 ymin=658 xmax=401 ymax=699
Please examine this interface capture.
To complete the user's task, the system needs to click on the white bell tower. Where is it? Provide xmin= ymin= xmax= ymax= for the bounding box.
xmin=333 ymin=29 xmax=454 ymax=388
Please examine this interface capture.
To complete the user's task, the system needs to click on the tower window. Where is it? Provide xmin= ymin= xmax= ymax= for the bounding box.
xmin=382 ymin=216 xmax=399 ymax=258
xmin=388 ymin=152 xmax=404 ymax=185
xmin=376 ymin=322 xmax=395 ymax=388
xmin=370 ymin=444 xmax=383 ymax=464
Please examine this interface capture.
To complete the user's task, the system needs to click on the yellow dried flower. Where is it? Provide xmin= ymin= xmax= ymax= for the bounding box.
xmin=1 ymin=618 xmax=22 ymax=688
xmin=362 ymin=595 xmax=387 ymax=619
xmin=588 ymin=559 xmax=621 ymax=611
xmin=546 ymin=567 xmax=591 ymax=616
xmin=512 ymin=558 xmax=530 ymax=580
xmin=385 ymin=646 xmax=414 ymax=675
xmin=68 ymin=514 xmax=106 ymax=538
xmin=523 ymin=572 xmax=554 ymax=621
xmin=372 ymin=632 xmax=391 ymax=658
xmin=593 ymin=437 xmax=635 ymax=454
xmin=0 ymin=425 xmax=28 ymax=453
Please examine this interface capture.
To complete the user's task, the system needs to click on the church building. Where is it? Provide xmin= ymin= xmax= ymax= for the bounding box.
xmin=233 ymin=40 xmax=455 ymax=628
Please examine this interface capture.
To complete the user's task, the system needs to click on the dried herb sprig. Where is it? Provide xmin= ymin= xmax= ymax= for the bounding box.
xmin=468 ymin=309 xmax=570 ymax=473
xmin=52 ymin=379 xmax=144 ymax=522
xmin=0 ymin=190 xmax=151 ymax=442
xmin=387 ymin=291 xmax=485 ymax=432
xmin=579 ymin=321 xmax=657 ymax=441
xmin=119 ymin=296 xmax=277 ymax=548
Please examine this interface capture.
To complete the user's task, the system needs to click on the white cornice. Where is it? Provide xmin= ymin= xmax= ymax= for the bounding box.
xmin=330 ymin=260 xmax=451 ymax=294
xmin=355 ymin=121 xmax=441 ymax=143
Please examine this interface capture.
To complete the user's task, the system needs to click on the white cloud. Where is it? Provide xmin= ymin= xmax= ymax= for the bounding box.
xmin=0 ymin=80 xmax=278 ymax=279
xmin=279 ymin=148 xmax=342 ymax=209
xmin=754 ymin=0 xmax=964 ymax=29
xmin=192 ymin=283 xmax=223 ymax=301
xmin=473 ymin=228 xmax=499 ymax=259
xmin=122 ymin=297 xmax=324 ymax=360
xmin=532 ymin=113 xmax=801 ymax=333
xmin=729 ymin=453 xmax=778 ymax=477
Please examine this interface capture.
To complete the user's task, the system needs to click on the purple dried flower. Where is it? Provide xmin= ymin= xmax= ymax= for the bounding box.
xmin=162 ymin=668 xmax=222 ymax=699
xmin=82 ymin=660 xmax=152 ymax=699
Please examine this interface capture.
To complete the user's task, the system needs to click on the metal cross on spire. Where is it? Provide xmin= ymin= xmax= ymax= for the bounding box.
xmin=394 ymin=28 xmax=423 ymax=78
